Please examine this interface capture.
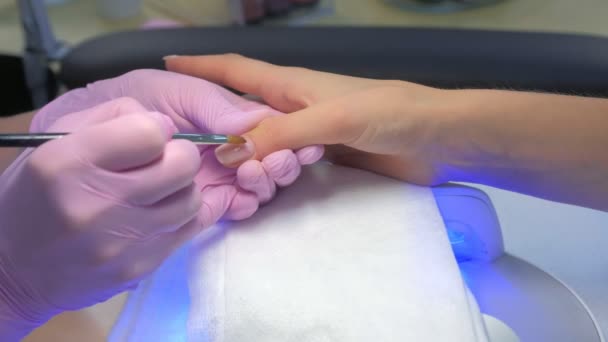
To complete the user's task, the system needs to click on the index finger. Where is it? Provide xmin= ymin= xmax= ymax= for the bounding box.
xmin=165 ymin=54 xmax=306 ymax=112
xmin=164 ymin=54 xmax=369 ymax=112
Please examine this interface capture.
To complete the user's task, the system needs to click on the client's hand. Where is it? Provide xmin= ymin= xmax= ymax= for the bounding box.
xmin=169 ymin=54 xmax=608 ymax=211
xmin=33 ymin=69 xmax=323 ymax=219
xmin=165 ymin=54 xmax=448 ymax=185
xmin=0 ymin=99 xmax=201 ymax=339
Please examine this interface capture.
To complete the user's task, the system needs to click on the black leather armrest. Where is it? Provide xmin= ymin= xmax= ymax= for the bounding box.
xmin=60 ymin=27 xmax=608 ymax=96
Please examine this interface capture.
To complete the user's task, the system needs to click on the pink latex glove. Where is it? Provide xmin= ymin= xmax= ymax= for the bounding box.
xmin=33 ymin=69 xmax=324 ymax=220
xmin=0 ymin=99 xmax=202 ymax=339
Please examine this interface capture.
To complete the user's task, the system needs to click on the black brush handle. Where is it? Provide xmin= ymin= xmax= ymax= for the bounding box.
xmin=0 ymin=133 xmax=65 ymax=147
xmin=0 ymin=133 xmax=233 ymax=147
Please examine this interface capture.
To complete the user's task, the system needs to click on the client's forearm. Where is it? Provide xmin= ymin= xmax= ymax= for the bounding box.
xmin=0 ymin=112 xmax=34 ymax=173
xmin=440 ymin=90 xmax=608 ymax=211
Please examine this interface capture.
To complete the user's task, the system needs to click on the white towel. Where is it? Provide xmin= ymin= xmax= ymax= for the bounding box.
xmin=109 ymin=162 xmax=488 ymax=341
xmin=186 ymin=162 xmax=488 ymax=342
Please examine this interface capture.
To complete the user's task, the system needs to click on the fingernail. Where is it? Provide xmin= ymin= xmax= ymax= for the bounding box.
xmin=163 ymin=55 xmax=179 ymax=60
xmin=215 ymin=137 xmax=255 ymax=167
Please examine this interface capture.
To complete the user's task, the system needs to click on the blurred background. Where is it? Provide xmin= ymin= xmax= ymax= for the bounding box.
xmin=1 ymin=0 xmax=608 ymax=56
xmin=1 ymin=1 xmax=607 ymax=341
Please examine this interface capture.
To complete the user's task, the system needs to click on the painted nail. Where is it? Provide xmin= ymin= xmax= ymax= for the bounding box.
xmin=215 ymin=137 xmax=255 ymax=167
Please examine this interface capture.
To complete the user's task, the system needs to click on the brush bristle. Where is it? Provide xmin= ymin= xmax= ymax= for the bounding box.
xmin=227 ymin=135 xmax=246 ymax=144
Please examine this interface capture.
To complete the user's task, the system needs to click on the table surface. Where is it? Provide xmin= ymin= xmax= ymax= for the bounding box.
xmin=0 ymin=1 xmax=607 ymax=341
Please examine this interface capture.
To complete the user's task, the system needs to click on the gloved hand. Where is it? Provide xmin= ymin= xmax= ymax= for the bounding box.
xmin=33 ymin=69 xmax=324 ymax=220
xmin=0 ymin=98 xmax=202 ymax=340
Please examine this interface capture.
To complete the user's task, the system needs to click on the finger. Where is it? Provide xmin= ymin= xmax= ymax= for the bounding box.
xmin=198 ymin=184 xmax=238 ymax=228
xmin=211 ymin=104 xmax=273 ymax=135
xmin=67 ymin=111 xmax=176 ymax=171
xmin=165 ymin=54 xmax=352 ymax=112
xmin=262 ymin=149 xmax=301 ymax=187
xmin=215 ymin=99 xmax=361 ymax=165
xmin=87 ymin=184 xmax=201 ymax=271
xmin=95 ymin=69 xmax=275 ymax=135
xmin=105 ymin=139 xmax=201 ymax=206
xmin=117 ymin=184 xmax=202 ymax=236
xmin=36 ymin=97 xmax=149 ymax=133
xmin=295 ymin=145 xmax=324 ymax=165
xmin=166 ymin=54 xmax=297 ymax=111
xmin=236 ymin=160 xmax=276 ymax=203
xmin=114 ymin=217 xmax=202 ymax=284
xmin=223 ymin=190 xmax=259 ymax=220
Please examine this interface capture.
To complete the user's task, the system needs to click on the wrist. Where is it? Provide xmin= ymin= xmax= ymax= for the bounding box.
xmin=424 ymin=88 xmax=504 ymax=184
xmin=391 ymin=85 xmax=472 ymax=184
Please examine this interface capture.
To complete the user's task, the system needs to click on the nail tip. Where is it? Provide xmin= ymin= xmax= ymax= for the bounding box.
xmin=215 ymin=139 xmax=255 ymax=167
xmin=227 ymin=135 xmax=246 ymax=144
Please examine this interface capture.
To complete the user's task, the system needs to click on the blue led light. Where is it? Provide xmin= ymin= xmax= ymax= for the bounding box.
xmin=445 ymin=222 xmax=477 ymax=263
xmin=447 ymin=228 xmax=466 ymax=245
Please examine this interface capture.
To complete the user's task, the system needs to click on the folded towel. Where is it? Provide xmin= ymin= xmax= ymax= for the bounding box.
xmin=187 ymin=162 xmax=488 ymax=342
xmin=109 ymin=162 xmax=488 ymax=341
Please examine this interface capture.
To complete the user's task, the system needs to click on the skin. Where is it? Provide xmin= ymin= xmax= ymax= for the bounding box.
xmin=0 ymin=112 xmax=35 ymax=174
xmin=165 ymin=54 xmax=608 ymax=212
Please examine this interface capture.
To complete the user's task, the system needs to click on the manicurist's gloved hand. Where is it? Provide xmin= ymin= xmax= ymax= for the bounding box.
xmin=33 ymin=69 xmax=324 ymax=219
xmin=0 ymin=99 xmax=202 ymax=340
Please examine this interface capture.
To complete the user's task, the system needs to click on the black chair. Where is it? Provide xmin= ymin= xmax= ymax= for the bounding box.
xmin=59 ymin=27 xmax=608 ymax=97
xmin=0 ymin=54 xmax=57 ymax=116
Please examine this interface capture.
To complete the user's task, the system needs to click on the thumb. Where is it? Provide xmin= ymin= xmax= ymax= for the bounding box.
xmin=215 ymin=102 xmax=354 ymax=167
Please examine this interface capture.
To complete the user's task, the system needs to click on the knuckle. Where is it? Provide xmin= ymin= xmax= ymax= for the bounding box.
xmin=61 ymin=206 xmax=99 ymax=234
xmin=91 ymin=244 xmax=122 ymax=265
xmin=129 ymin=114 xmax=166 ymax=149
xmin=118 ymin=264 xmax=148 ymax=282
xmin=223 ymin=53 xmax=244 ymax=61
xmin=118 ymin=259 xmax=162 ymax=283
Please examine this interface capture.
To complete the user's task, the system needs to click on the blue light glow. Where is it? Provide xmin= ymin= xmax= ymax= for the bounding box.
xmin=445 ymin=222 xmax=480 ymax=263
xmin=447 ymin=228 xmax=466 ymax=245
xmin=108 ymin=243 xmax=191 ymax=342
